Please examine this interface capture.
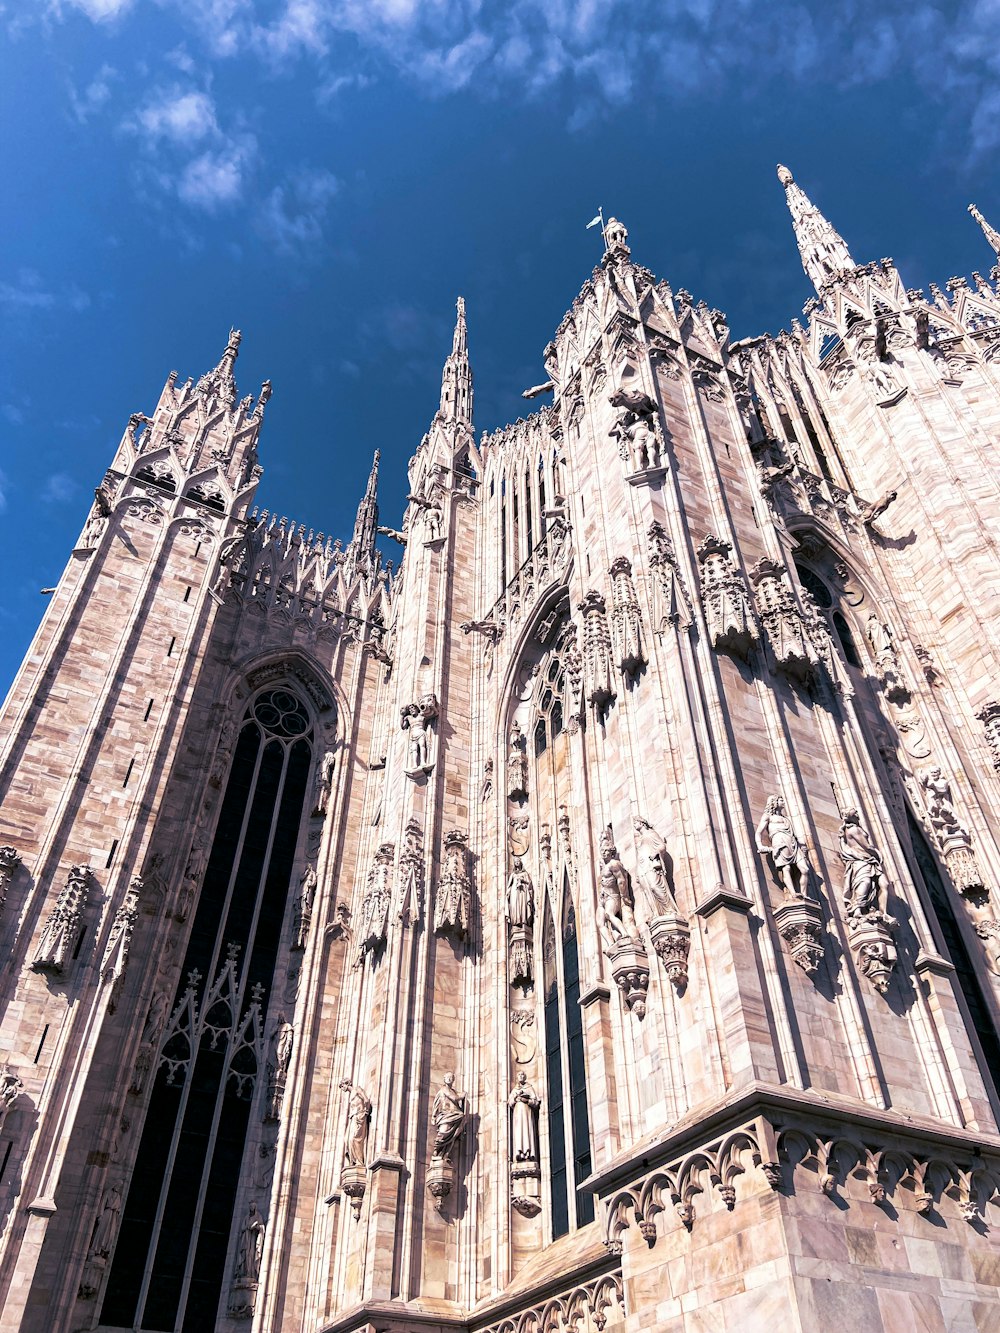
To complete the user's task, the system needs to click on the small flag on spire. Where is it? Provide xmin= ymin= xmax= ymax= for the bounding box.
xmin=586 ymin=209 xmax=604 ymax=229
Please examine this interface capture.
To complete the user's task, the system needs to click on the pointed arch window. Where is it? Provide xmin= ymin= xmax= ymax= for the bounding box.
xmin=101 ymin=687 xmax=315 ymax=1332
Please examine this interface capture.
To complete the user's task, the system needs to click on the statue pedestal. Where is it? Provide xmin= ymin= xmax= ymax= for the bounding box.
xmin=848 ymin=911 xmax=898 ymax=994
xmin=508 ymin=925 xmax=533 ymax=986
xmin=511 ymin=1164 xmax=541 ymax=1218
xmin=608 ymin=940 xmax=650 ymax=1019
xmin=340 ymin=1165 xmax=367 ymax=1220
xmin=426 ymin=1156 xmax=455 ymax=1210
xmin=648 ymin=912 xmax=691 ymax=991
xmin=227 ymin=1282 xmax=257 ymax=1319
xmin=773 ymin=895 xmax=825 ymax=975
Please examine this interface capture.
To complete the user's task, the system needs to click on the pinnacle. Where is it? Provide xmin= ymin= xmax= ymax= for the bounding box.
xmin=776 ymin=164 xmax=793 ymax=186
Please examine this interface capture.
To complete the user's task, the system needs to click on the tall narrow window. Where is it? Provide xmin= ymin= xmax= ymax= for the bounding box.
xmin=907 ymin=811 xmax=1000 ymax=1104
xmin=542 ymin=886 xmax=593 ymax=1239
xmin=102 ymin=687 xmax=316 ymax=1333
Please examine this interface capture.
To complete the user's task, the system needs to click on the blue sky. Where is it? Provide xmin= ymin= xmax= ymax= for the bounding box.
xmin=2 ymin=0 xmax=999 ymax=691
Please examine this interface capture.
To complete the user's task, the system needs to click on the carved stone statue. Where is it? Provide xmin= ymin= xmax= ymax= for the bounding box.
xmin=507 ymin=721 xmax=528 ymax=800
xmin=508 ymin=1072 xmax=540 ymax=1164
xmin=89 ymin=1181 xmax=124 ymax=1260
xmin=292 ymin=866 xmax=316 ymax=950
xmin=232 ymin=1201 xmax=265 ymax=1287
xmin=339 ymin=1080 xmax=371 ymax=1168
xmin=632 ymin=817 xmax=677 ymax=914
xmin=505 ymin=858 xmax=534 ymax=927
xmin=597 ymin=826 xmax=638 ymax=952
xmin=865 ymin=613 xmax=894 ymax=665
xmin=608 ymin=387 xmax=661 ymax=471
xmin=0 ymin=1066 xmax=23 ymax=1127
xmin=431 ymin=1073 xmax=468 ymax=1162
xmin=313 ymin=750 xmax=335 ymax=817
xmin=920 ymin=766 xmax=958 ymax=832
xmin=401 ymin=694 xmax=439 ymax=774
xmin=755 ymin=796 xmax=811 ymax=897
xmin=839 ymin=809 xmax=889 ymax=920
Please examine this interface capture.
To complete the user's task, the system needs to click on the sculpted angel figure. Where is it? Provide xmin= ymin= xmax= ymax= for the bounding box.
xmin=839 ymin=809 xmax=890 ymax=920
xmin=632 ymin=817 xmax=677 ymax=915
xmin=430 ymin=1073 xmax=468 ymax=1162
xmin=755 ymin=796 xmax=811 ymax=897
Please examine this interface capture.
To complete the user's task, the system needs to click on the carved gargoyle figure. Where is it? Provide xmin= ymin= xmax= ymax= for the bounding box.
xmin=858 ymin=489 xmax=898 ymax=528
xmin=608 ymin=387 xmax=661 ymax=471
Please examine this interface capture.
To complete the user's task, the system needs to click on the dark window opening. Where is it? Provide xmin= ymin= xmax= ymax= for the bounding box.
xmin=834 ymin=612 xmax=862 ymax=668
xmin=534 ymin=718 xmax=547 ymax=757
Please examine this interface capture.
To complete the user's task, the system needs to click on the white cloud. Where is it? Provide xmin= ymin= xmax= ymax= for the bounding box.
xmin=178 ymin=142 xmax=253 ymax=209
xmin=41 ymin=472 xmax=79 ymax=504
xmin=0 ymin=270 xmax=90 ymax=314
xmin=57 ymin=0 xmax=134 ymax=20
xmin=136 ymin=89 xmax=218 ymax=142
xmin=69 ymin=63 xmax=117 ymax=122
xmin=0 ymin=469 xmax=8 ymax=515
xmin=257 ymin=167 xmax=339 ymax=254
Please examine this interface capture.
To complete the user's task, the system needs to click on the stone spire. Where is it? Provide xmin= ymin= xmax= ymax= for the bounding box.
xmin=968 ymin=204 xmax=1000 ymax=261
xmin=347 ymin=449 xmax=380 ymax=576
xmin=777 ymin=164 xmax=856 ymax=294
xmin=439 ymin=297 xmax=473 ymax=426
xmin=196 ymin=328 xmax=242 ymax=407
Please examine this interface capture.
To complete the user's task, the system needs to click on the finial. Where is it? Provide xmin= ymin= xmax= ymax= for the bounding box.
xmin=604 ymin=217 xmax=629 ymax=256
xmin=776 ymin=164 xmax=793 ymax=186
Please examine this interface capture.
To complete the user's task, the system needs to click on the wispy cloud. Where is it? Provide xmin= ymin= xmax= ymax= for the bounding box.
xmin=0 ymin=270 xmax=90 ymax=314
xmin=257 ymin=167 xmax=339 ymax=254
xmin=54 ymin=0 xmax=134 ymax=21
xmin=69 ymin=62 xmax=118 ymax=122
xmin=178 ymin=140 xmax=255 ymax=209
xmin=41 ymin=472 xmax=79 ymax=504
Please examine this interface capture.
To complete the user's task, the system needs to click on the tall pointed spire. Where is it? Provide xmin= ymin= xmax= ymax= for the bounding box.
xmin=347 ymin=449 xmax=380 ymax=576
xmin=969 ymin=204 xmax=1000 ymax=261
xmin=439 ymin=297 xmax=473 ymax=425
xmin=196 ymin=327 xmax=242 ymax=406
xmin=777 ymin=165 xmax=856 ymax=294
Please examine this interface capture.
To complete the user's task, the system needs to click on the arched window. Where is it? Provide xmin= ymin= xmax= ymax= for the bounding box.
xmin=833 ymin=611 xmax=862 ymax=668
xmin=542 ymin=886 xmax=593 ymax=1239
xmin=102 ymin=687 xmax=315 ymax=1333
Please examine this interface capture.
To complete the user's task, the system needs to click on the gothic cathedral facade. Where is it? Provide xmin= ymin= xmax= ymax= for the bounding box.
xmin=2 ymin=169 xmax=1000 ymax=1332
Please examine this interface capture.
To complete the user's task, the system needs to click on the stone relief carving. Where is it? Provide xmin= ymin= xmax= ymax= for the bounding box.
xmin=434 ymin=830 xmax=472 ymax=941
xmin=756 ymin=796 xmax=824 ymax=975
xmin=507 ymin=721 xmax=528 ymax=800
xmin=397 ymin=819 xmax=424 ymax=927
xmin=648 ymin=522 xmax=692 ymax=630
xmin=427 ymin=1073 xmax=469 ymax=1207
xmin=597 ymin=826 xmax=649 ymax=1019
xmin=579 ymin=591 xmax=616 ymax=709
xmin=292 ymin=865 xmax=316 ymax=950
xmin=509 ymin=1072 xmax=542 ymax=1218
xmin=130 ymin=990 xmax=170 ymax=1094
xmin=839 ymin=809 xmax=897 ymax=994
xmin=209 ymin=714 xmax=238 ymax=788
xmin=358 ymin=842 xmax=394 ymax=965
xmin=505 ymin=857 xmax=535 ymax=987
xmin=264 ymin=1017 xmax=293 ymax=1123
xmin=101 ymin=877 xmax=141 ymax=1010
xmin=508 ymin=814 xmax=531 ymax=859
xmin=401 ymin=694 xmax=439 ymax=776
xmin=177 ymin=831 xmax=209 ymax=922
xmin=228 ymin=1201 xmax=265 ymax=1318
xmin=0 ymin=844 xmax=21 ymax=916
xmin=32 ymin=865 xmax=93 ymax=976
xmin=510 ymin=1009 xmax=537 ymax=1064
xmin=312 ymin=750 xmax=335 ymax=817
xmin=608 ymin=386 xmax=664 ymax=473
xmin=609 ymin=557 xmax=646 ymax=677
xmin=697 ymin=535 xmax=758 ymax=661
xmin=339 ymin=1079 xmax=371 ymax=1219
xmin=751 ymin=558 xmax=820 ymax=685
